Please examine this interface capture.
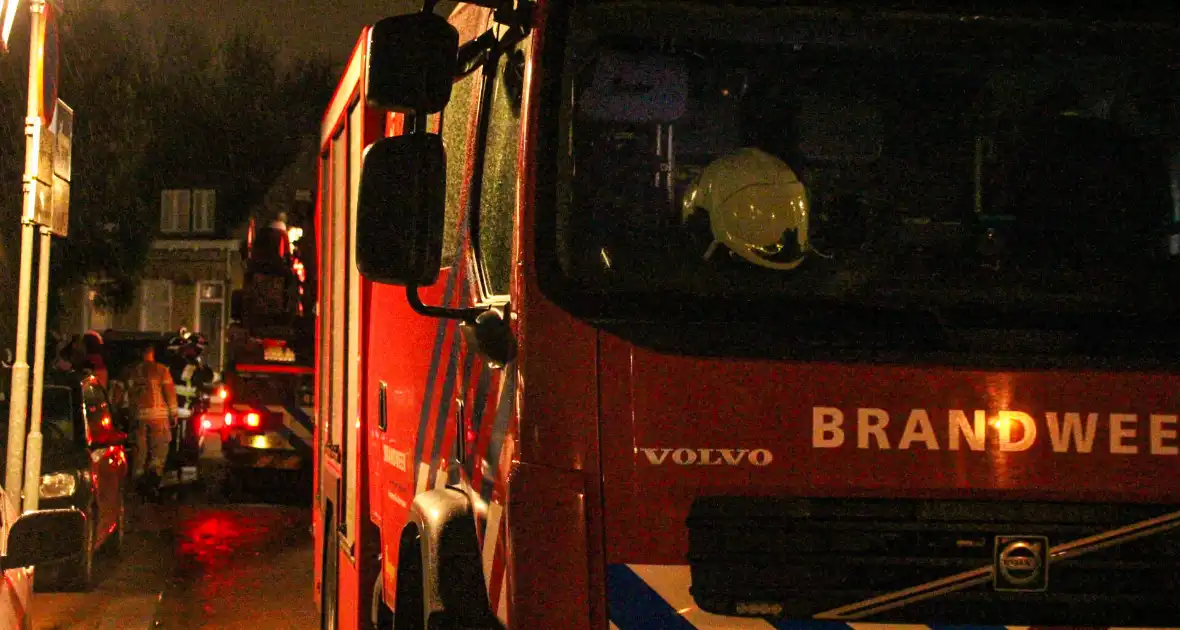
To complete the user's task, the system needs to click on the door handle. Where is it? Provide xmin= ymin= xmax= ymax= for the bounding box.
xmin=455 ymin=398 xmax=465 ymax=465
xmin=378 ymin=381 xmax=388 ymax=432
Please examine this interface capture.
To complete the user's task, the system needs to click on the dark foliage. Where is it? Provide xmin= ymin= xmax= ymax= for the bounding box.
xmin=0 ymin=5 xmax=335 ymax=314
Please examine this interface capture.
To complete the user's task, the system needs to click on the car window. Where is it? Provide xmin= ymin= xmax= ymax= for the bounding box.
xmin=0 ymin=386 xmax=80 ymax=458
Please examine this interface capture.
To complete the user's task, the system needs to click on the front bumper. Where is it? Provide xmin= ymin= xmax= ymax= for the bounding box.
xmin=221 ymin=430 xmax=306 ymax=470
xmin=605 ymin=497 xmax=1180 ymax=629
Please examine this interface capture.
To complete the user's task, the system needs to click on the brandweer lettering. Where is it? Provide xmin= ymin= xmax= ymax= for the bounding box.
xmin=812 ymin=407 xmax=1180 ymax=455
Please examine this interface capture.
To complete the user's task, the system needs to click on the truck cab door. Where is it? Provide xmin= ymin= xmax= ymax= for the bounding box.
xmin=452 ymin=16 xmax=531 ymax=622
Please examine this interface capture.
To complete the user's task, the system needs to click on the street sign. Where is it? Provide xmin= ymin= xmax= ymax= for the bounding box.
xmin=0 ymin=0 xmax=17 ymax=53
xmin=40 ymin=3 xmax=58 ymax=126
xmin=49 ymin=177 xmax=69 ymax=236
xmin=53 ymin=99 xmax=71 ymax=180
xmin=31 ymin=99 xmax=71 ymax=237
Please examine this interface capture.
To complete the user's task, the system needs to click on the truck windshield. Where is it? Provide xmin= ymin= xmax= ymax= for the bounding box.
xmin=552 ymin=2 xmax=1180 ymax=323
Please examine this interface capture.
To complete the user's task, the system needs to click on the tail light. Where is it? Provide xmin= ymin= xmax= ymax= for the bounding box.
xmin=222 ymin=410 xmax=267 ymax=432
xmin=217 ymin=386 xmax=228 ymax=401
xmin=199 ymin=413 xmax=230 ymax=433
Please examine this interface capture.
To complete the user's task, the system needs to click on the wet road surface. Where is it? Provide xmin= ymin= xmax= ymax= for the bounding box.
xmin=34 ymin=458 xmax=317 ymax=629
xmin=153 ymin=502 xmax=315 ymax=629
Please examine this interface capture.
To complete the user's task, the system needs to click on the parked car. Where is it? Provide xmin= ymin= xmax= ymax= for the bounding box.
xmin=0 ymin=486 xmax=86 ymax=629
xmin=0 ymin=370 xmax=130 ymax=591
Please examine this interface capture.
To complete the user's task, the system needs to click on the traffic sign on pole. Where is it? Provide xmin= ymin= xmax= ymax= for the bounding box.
xmin=33 ymin=99 xmax=70 ymax=236
xmin=6 ymin=0 xmax=48 ymax=513
xmin=0 ymin=0 xmax=18 ymax=53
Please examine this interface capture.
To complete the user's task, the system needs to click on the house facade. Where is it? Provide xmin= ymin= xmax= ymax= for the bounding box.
xmin=58 ymin=188 xmax=244 ymax=372
xmin=58 ymin=136 xmax=319 ymax=373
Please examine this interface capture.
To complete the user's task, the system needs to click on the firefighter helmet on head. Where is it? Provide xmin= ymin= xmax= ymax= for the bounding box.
xmin=681 ymin=147 xmax=810 ymax=271
xmin=186 ymin=332 xmax=209 ymax=353
xmin=167 ymin=329 xmax=188 ymax=353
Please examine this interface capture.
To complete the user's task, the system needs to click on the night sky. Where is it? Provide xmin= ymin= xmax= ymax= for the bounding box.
xmin=103 ymin=0 xmax=423 ymax=64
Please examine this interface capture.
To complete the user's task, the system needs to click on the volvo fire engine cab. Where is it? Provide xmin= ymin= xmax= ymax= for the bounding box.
xmin=313 ymin=1 xmax=1180 ymax=629
xmin=207 ymin=215 xmax=315 ymax=482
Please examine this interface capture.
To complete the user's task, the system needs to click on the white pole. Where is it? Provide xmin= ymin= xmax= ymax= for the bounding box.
xmin=4 ymin=225 xmax=35 ymax=511
xmin=4 ymin=0 xmax=47 ymax=513
xmin=22 ymin=225 xmax=52 ymax=513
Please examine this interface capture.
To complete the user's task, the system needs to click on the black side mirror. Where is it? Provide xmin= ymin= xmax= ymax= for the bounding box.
xmin=356 ymin=134 xmax=447 ymax=286
xmin=2 ymin=508 xmax=86 ymax=570
xmin=366 ymin=13 xmax=459 ymax=114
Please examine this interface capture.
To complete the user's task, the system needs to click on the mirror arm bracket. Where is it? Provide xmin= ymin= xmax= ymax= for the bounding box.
xmin=453 ymin=0 xmax=532 ymax=79
xmin=457 ymin=31 xmax=500 ymax=78
xmin=407 ymin=284 xmax=487 ymax=324
xmin=494 ymin=0 xmax=533 ymax=39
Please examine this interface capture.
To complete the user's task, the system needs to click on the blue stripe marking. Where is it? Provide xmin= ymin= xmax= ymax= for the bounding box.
xmin=606 ymin=564 xmax=697 ymax=630
xmin=447 ymin=433 xmax=462 ymax=486
xmin=269 ymin=422 xmax=312 ymax=456
xmin=480 ymin=373 xmax=515 ymax=503
xmin=426 ymin=270 xmax=478 ymax=488
xmin=468 ymin=369 xmax=492 ymax=437
xmin=229 ymin=402 xmax=309 ymax=454
xmin=603 ymin=566 xmax=1015 ymax=630
xmin=426 ymin=328 xmax=463 ymax=486
xmin=771 ymin=621 xmax=854 ymax=630
xmin=464 ymin=369 xmax=493 ymax=480
xmin=284 ymin=402 xmax=314 ymax=434
xmin=411 ymin=268 xmax=458 ymax=490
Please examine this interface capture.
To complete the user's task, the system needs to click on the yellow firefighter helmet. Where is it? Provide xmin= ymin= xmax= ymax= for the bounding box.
xmin=681 ymin=147 xmax=810 ymax=271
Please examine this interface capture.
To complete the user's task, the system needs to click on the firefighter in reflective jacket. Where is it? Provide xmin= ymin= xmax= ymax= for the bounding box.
xmin=127 ymin=344 xmax=178 ymax=489
xmin=168 ymin=330 xmax=215 ymax=421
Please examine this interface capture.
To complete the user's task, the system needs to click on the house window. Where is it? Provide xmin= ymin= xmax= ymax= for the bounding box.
xmin=192 ymin=189 xmax=216 ymax=233
xmin=161 ymin=188 xmax=216 ymax=233
xmin=160 ymin=190 xmax=191 ymax=233
xmin=195 ymin=281 xmax=225 ymax=371
xmin=139 ymin=279 xmax=173 ymax=332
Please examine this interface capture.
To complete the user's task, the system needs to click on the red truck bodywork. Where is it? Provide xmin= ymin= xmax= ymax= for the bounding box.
xmin=313 ymin=3 xmax=1180 ymax=629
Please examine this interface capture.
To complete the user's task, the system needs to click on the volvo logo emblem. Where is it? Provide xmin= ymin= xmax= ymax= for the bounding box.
xmin=993 ymin=535 xmax=1050 ymax=592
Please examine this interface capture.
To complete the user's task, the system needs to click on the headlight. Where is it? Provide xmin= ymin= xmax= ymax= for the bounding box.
xmin=39 ymin=472 xmax=77 ymax=499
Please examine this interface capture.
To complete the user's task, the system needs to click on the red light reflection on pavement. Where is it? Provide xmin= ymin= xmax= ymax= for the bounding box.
xmin=164 ymin=505 xmax=313 ymax=627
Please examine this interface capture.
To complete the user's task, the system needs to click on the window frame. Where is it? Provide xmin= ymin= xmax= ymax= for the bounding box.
xmin=159 ymin=189 xmax=192 ymax=234
xmin=461 ymin=24 xmax=531 ymax=304
xmin=139 ymin=279 xmax=173 ymax=331
xmin=194 ymin=281 xmax=226 ymax=372
xmin=192 ymin=188 xmax=217 ymax=233
xmin=470 ymin=32 xmax=530 ymax=300
xmin=438 ymin=70 xmax=482 ymax=269
xmin=160 ymin=188 xmax=217 ymax=234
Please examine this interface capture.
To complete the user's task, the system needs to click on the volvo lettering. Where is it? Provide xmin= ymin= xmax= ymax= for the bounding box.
xmin=639 ymin=447 xmax=773 ymax=466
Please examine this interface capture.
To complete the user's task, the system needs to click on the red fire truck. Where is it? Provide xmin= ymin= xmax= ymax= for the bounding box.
xmin=202 ymin=215 xmax=316 ymax=494
xmin=314 ymin=1 xmax=1180 ymax=628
